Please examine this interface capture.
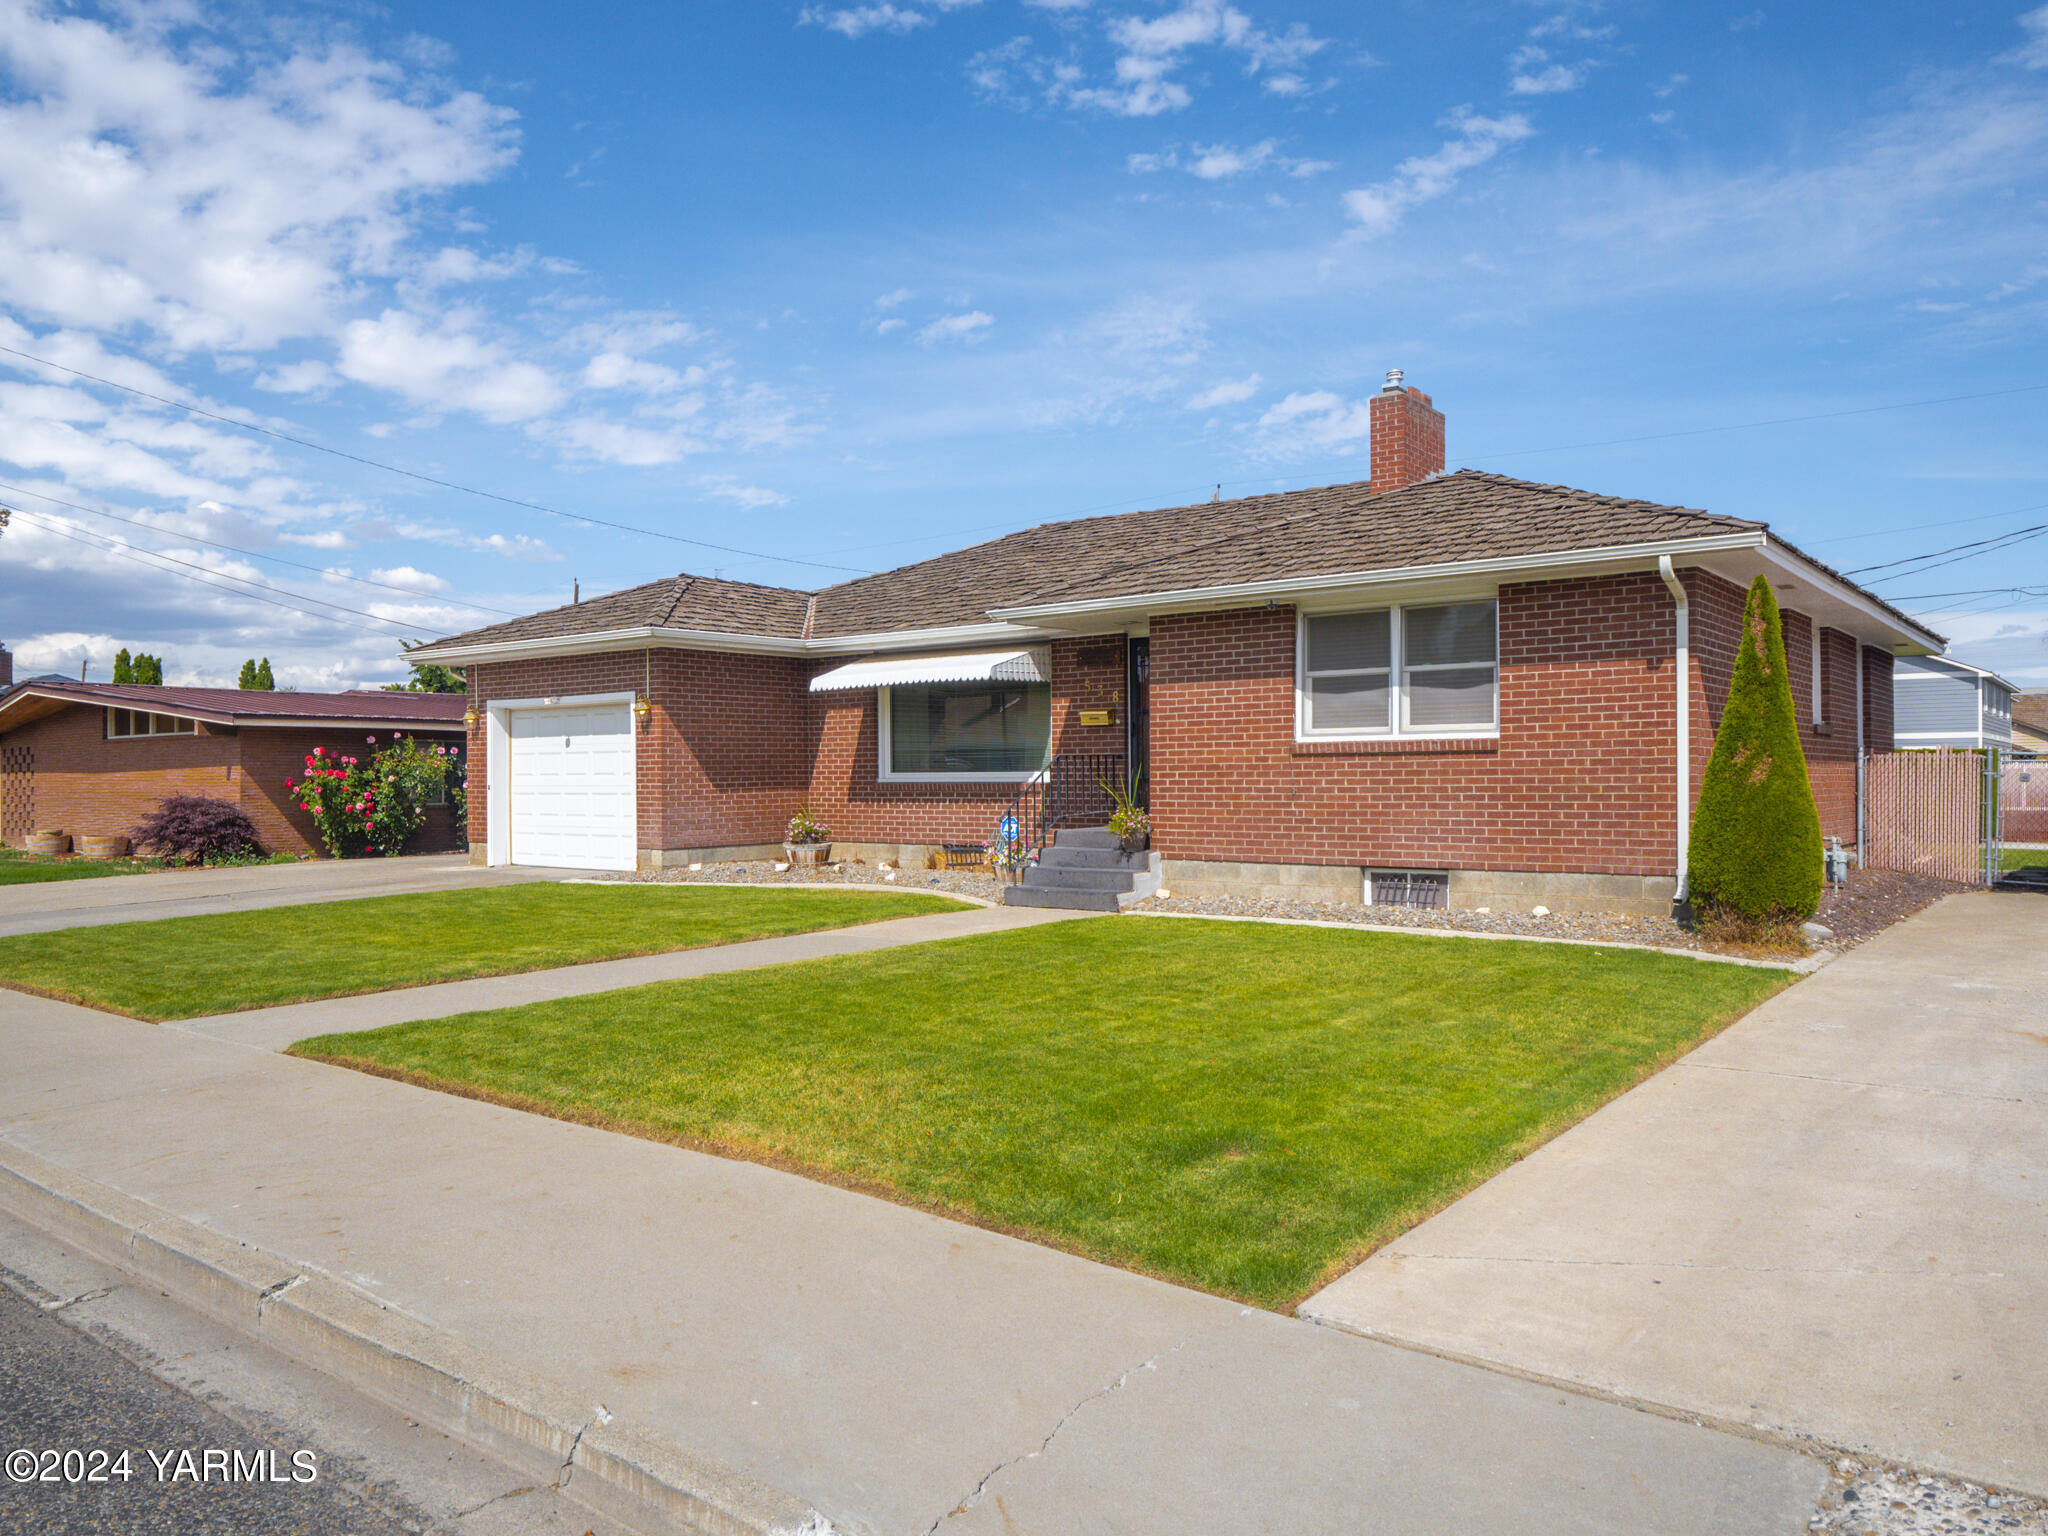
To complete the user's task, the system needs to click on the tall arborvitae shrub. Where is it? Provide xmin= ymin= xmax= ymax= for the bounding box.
xmin=1687 ymin=574 xmax=1824 ymax=921
xmin=238 ymin=658 xmax=260 ymax=689
xmin=112 ymin=647 xmax=135 ymax=684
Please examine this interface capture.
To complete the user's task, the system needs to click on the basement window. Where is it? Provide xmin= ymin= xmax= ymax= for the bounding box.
xmin=107 ymin=708 xmax=197 ymax=739
xmin=1366 ymin=869 xmax=1450 ymax=909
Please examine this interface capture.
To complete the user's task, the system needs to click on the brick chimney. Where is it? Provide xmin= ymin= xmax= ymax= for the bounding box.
xmin=0 ymin=645 xmax=11 ymax=690
xmin=1367 ymin=369 xmax=1445 ymax=495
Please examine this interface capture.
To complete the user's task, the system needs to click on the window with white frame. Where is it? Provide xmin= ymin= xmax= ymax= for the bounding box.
xmin=880 ymin=681 xmax=1052 ymax=779
xmin=1299 ymin=601 xmax=1498 ymax=737
xmin=106 ymin=707 xmax=197 ymax=739
xmin=1811 ymin=627 xmax=1826 ymax=725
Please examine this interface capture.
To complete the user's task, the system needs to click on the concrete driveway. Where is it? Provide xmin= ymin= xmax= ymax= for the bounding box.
xmin=0 ymin=853 xmax=574 ymax=937
xmin=1304 ymin=890 xmax=2048 ymax=1495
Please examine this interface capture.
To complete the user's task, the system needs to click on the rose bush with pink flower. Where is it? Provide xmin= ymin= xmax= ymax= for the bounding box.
xmin=291 ymin=735 xmax=462 ymax=858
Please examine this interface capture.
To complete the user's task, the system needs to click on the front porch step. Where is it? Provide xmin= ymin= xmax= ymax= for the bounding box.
xmin=1001 ymin=827 xmax=1163 ymax=912
xmin=1001 ymin=886 xmax=1125 ymax=912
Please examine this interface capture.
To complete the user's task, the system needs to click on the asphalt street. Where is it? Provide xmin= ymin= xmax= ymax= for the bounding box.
xmin=0 ymin=1281 xmax=428 ymax=1535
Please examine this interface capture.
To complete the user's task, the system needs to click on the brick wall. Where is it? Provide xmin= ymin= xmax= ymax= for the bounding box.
xmin=1862 ymin=645 xmax=1894 ymax=753
xmin=802 ymin=635 xmax=1128 ymax=846
xmin=0 ymin=705 xmax=462 ymax=856
xmin=1150 ymin=573 xmax=1681 ymax=876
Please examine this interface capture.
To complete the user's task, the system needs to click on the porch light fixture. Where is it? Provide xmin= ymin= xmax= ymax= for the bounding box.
xmin=462 ymin=706 xmax=478 ymax=730
xmin=633 ymin=695 xmax=653 ymax=725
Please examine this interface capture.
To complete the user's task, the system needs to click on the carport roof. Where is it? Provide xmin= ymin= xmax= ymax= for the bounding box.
xmin=0 ymin=682 xmax=469 ymax=733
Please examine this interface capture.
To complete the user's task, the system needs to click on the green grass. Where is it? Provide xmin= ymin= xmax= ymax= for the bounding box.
xmin=0 ymin=884 xmax=970 ymax=1020
xmin=2000 ymin=845 xmax=2048 ymax=870
xmin=0 ymin=848 xmax=163 ymax=885
xmin=294 ymin=918 xmax=1792 ymax=1309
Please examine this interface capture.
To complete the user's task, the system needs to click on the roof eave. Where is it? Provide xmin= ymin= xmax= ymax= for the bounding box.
xmin=1753 ymin=538 xmax=1946 ymax=654
xmin=986 ymin=533 xmax=1772 ymax=625
xmin=406 ymin=619 xmax=1065 ymax=666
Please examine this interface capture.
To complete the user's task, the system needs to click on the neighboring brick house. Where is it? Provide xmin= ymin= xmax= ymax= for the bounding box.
xmin=0 ymin=682 xmax=468 ymax=857
xmin=408 ymin=373 xmax=1945 ymax=915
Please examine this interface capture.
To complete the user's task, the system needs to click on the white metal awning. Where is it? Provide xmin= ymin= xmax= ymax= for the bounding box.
xmin=808 ymin=646 xmax=1051 ymax=692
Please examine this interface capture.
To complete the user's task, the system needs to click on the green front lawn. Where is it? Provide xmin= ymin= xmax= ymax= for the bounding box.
xmin=295 ymin=918 xmax=1791 ymax=1309
xmin=0 ymin=884 xmax=970 ymax=1020
xmin=0 ymin=848 xmax=163 ymax=885
xmin=2001 ymin=845 xmax=2048 ymax=870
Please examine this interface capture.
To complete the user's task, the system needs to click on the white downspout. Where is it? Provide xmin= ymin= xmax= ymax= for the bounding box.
xmin=1855 ymin=643 xmax=1866 ymax=867
xmin=1658 ymin=557 xmax=1690 ymax=902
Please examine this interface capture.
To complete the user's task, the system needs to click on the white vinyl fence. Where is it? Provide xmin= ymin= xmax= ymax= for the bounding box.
xmin=1862 ymin=749 xmax=1996 ymax=885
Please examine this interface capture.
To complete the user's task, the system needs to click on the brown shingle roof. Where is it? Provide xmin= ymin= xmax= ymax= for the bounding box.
xmin=418 ymin=468 xmax=1935 ymax=650
xmin=419 ymin=573 xmax=813 ymax=653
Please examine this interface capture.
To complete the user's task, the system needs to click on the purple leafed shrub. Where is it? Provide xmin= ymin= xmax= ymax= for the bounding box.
xmin=131 ymin=795 xmax=261 ymax=864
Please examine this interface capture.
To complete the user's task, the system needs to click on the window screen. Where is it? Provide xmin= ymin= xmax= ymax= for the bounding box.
xmin=1400 ymin=603 xmax=1496 ymax=730
xmin=887 ymin=682 xmax=1051 ymax=775
xmin=1303 ymin=611 xmax=1392 ymax=733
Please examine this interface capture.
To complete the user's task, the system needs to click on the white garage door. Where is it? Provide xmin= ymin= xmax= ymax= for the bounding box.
xmin=506 ymin=702 xmax=636 ymax=871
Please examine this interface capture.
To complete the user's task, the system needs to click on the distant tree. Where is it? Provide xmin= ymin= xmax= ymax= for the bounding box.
xmin=255 ymin=657 xmax=274 ymax=689
xmin=132 ymin=654 xmax=164 ymax=685
xmin=237 ymin=658 xmax=260 ymax=689
xmin=380 ymin=660 xmax=466 ymax=694
xmin=1687 ymin=575 xmax=1825 ymax=923
xmin=112 ymin=648 xmax=135 ymax=684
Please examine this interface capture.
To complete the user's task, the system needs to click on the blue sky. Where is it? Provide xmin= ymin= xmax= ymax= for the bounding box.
xmin=2 ymin=0 xmax=2045 ymax=688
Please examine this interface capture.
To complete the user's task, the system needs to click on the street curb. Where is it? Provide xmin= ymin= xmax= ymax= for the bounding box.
xmin=0 ymin=1140 xmax=832 ymax=1536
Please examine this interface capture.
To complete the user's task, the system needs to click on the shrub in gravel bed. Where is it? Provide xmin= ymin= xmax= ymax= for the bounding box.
xmin=130 ymin=795 xmax=261 ymax=865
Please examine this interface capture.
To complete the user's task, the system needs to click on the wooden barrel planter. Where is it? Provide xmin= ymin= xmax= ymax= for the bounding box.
xmin=79 ymin=834 xmax=131 ymax=861
xmin=25 ymin=830 xmax=71 ymax=856
xmin=782 ymin=842 xmax=832 ymax=867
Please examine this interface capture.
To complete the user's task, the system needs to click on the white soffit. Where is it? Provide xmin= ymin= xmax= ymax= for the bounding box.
xmin=808 ymin=646 xmax=1051 ymax=692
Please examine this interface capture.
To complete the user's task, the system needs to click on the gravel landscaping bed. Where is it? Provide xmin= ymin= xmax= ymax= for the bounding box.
xmin=1813 ymin=868 xmax=1973 ymax=948
xmin=595 ymin=858 xmax=1006 ymax=905
xmin=1811 ymin=1460 xmax=2046 ymax=1536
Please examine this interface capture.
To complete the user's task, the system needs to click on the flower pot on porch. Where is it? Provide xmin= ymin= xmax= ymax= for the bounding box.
xmin=1118 ymin=832 xmax=1149 ymax=855
xmin=783 ymin=841 xmax=832 ymax=867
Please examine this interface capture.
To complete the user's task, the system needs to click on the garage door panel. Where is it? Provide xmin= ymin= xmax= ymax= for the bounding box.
xmin=505 ymin=701 xmax=636 ymax=871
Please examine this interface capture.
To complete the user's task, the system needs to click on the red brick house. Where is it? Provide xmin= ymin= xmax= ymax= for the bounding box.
xmin=0 ymin=681 xmax=468 ymax=857
xmin=408 ymin=375 xmax=1942 ymax=914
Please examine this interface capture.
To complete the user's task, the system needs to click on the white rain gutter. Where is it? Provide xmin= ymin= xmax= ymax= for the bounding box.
xmin=1658 ymin=556 xmax=1690 ymax=902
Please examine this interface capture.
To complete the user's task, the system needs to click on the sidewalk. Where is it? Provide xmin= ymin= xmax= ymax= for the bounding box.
xmin=0 ymin=853 xmax=568 ymax=938
xmin=1304 ymin=891 xmax=2048 ymax=1497
xmin=177 ymin=900 xmax=1074 ymax=1051
xmin=0 ymin=986 xmax=1823 ymax=1536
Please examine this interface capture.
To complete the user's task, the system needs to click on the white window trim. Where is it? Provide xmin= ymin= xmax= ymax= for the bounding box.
xmin=107 ymin=707 xmax=197 ymax=739
xmin=1295 ymin=603 xmax=1500 ymax=742
xmin=1811 ymin=625 xmax=1826 ymax=725
xmin=876 ymin=683 xmax=1052 ymax=783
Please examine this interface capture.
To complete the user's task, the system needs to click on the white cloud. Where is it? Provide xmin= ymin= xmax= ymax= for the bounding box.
xmin=873 ymin=287 xmax=916 ymax=310
xmin=1513 ymin=62 xmax=1586 ymax=94
xmin=2011 ymin=5 xmax=2048 ymax=68
xmin=1129 ymin=139 xmax=1331 ymax=179
xmin=1251 ymin=389 xmax=1374 ymax=457
xmin=366 ymin=565 xmax=448 ymax=593
xmin=917 ymin=310 xmax=995 ymax=345
xmin=1187 ymin=374 xmax=1260 ymax=409
xmin=335 ymin=309 xmax=563 ymax=423
xmin=1655 ymin=72 xmax=1690 ymax=98
xmin=1341 ymin=108 xmax=1535 ymax=238
xmin=798 ymin=0 xmax=983 ymax=39
xmin=695 ymin=474 xmax=789 ymax=509
xmin=0 ymin=0 xmax=516 ymax=353
xmin=978 ymin=0 xmax=1325 ymax=117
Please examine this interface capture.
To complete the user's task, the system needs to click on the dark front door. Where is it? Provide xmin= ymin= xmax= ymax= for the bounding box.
xmin=1127 ymin=637 xmax=1150 ymax=807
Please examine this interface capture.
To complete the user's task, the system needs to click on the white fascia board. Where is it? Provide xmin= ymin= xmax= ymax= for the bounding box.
xmin=406 ymin=619 xmax=1062 ymax=667
xmin=985 ymin=533 xmax=1768 ymax=624
xmin=1754 ymin=540 xmax=1945 ymax=654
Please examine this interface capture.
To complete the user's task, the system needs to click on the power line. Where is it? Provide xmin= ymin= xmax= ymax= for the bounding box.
xmin=1847 ymin=522 xmax=2048 ymax=576
xmin=1888 ymin=584 xmax=2048 ymax=600
xmin=1859 ymin=527 xmax=2048 ymax=584
xmin=1806 ymin=500 xmax=2048 ymax=546
xmin=0 ymin=480 xmax=521 ymax=617
xmin=0 ymin=341 xmax=872 ymax=577
xmin=14 ymin=512 xmax=416 ymax=637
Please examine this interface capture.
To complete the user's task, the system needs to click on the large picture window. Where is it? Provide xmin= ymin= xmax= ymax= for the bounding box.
xmin=1299 ymin=601 xmax=1498 ymax=737
xmin=107 ymin=707 xmax=197 ymax=739
xmin=881 ymin=681 xmax=1051 ymax=780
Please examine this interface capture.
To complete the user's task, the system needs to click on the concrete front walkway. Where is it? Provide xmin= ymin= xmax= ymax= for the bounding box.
xmin=0 ymin=853 xmax=573 ymax=938
xmin=178 ymin=899 xmax=1074 ymax=1051
xmin=1305 ymin=891 xmax=2048 ymax=1497
xmin=0 ymin=988 xmax=1824 ymax=1536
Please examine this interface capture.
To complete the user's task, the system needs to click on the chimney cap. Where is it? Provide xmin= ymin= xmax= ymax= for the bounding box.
xmin=1382 ymin=368 xmax=1405 ymax=393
